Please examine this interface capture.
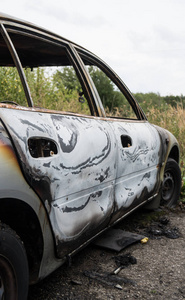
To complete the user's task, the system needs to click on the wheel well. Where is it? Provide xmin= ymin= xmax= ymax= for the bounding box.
xmin=168 ymin=145 xmax=179 ymax=164
xmin=0 ymin=198 xmax=44 ymax=283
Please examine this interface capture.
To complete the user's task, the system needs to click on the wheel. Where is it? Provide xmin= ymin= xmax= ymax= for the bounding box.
xmin=0 ymin=224 xmax=29 ymax=300
xmin=161 ymin=158 xmax=181 ymax=207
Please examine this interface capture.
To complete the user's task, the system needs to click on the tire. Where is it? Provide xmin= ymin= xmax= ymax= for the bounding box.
xmin=0 ymin=224 xmax=29 ymax=300
xmin=161 ymin=158 xmax=181 ymax=207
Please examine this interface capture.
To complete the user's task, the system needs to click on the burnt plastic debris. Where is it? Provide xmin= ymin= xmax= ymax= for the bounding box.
xmin=147 ymin=217 xmax=180 ymax=239
xmin=83 ymin=254 xmax=137 ymax=287
xmin=163 ymin=227 xmax=179 ymax=239
xmin=148 ymin=226 xmax=179 ymax=239
xmin=83 ymin=270 xmax=136 ymax=286
xmin=159 ymin=217 xmax=169 ymax=225
xmin=112 ymin=253 xmax=137 ymax=275
xmin=114 ymin=253 xmax=137 ymax=268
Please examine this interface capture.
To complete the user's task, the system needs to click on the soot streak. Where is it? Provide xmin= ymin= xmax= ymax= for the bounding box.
xmin=138 ymin=172 xmax=151 ymax=186
xmin=125 ymin=147 xmax=149 ymax=162
xmin=95 ymin=167 xmax=110 ymax=182
xmin=58 ymin=132 xmax=78 ymax=153
xmin=60 ymin=135 xmax=111 ymax=173
xmin=62 ymin=191 xmax=102 ymax=213
xmin=43 ymin=162 xmax=51 ymax=167
xmin=20 ymin=119 xmax=45 ymax=132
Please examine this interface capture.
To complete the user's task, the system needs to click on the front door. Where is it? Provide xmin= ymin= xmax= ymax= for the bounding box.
xmin=0 ymin=108 xmax=116 ymax=257
xmin=0 ymin=27 xmax=117 ymax=257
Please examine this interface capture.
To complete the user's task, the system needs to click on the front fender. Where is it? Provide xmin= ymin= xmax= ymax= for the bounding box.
xmin=0 ymin=120 xmax=63 ymax=281
xmin=145 ymin=125 xmax=180 ymax=209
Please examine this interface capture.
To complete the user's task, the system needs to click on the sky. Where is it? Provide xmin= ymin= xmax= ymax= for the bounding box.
xmin=1 ymin=0 xmax=185 ymax=96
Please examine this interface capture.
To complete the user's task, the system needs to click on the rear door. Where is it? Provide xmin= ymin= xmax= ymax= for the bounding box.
xmin=78 ymin=53 xmax=161 ymax=222
xmin=109 ymin=119 xmax=161 ymax=223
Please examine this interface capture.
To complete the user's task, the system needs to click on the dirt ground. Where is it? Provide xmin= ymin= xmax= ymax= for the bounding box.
xmin=28 ymin=204 xmax=185 ymax=300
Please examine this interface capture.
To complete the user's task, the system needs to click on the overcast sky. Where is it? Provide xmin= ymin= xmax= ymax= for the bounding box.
xmin=1 ymin=0 xmax=185 ymax=95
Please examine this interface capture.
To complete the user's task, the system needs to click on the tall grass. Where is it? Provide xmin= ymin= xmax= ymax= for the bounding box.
xmin=146 ymin=104 xmax=185 ymax=197
xmin=146 ymin=104 xmax=185 ymax=161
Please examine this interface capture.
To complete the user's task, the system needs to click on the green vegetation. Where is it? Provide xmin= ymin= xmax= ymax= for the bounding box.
xmin=0 ymin=67 xmax=26 ymax=105
xmin=0 ymin=66 xmax=90 ymax=114
xmin=140 ymin=101 xmax=185 ymax=202
xmin=134 ymin=92 xmax=185 ymax=112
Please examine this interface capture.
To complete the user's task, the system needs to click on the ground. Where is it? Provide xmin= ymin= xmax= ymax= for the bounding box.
xmin=28 ymin=204 xmax=185 ymax=300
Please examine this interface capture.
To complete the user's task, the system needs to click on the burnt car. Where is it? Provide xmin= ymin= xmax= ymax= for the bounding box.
xmin=0 ymin=13 xmax=181 ymax=299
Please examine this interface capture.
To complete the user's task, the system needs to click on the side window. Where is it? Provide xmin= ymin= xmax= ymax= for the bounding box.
xmin=24 ymin=66 xmax=90 ymax=115
xmin=1 ymin=29 xmax=91 ymax=115
xmin=0 ymin=33 xmax=27 ymax=106
xmin=80 ymin=56 xmax=137 ymax=119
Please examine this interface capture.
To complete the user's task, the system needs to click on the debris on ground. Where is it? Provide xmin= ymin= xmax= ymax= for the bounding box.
xmin=112 ymin=253 xmax=137 ymax=274
xmin=113 ymin=253 xmax=137 ymax=268
xmin=93 ymin=228 xmax=146 ymax=251
xmin=146 ymin=217 xmax=180 ymax=239
xmin=70 ymin=279 xmax=82 ymax=285
xmin=141 ymin=237 xmax=149 ymax=243
xmin=83 ymin=270 xmax=136 ymax=287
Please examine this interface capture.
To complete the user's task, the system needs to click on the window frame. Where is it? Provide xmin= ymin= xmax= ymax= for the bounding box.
xmin=0 ymin=23 xmax=100 ymax=116
xmin=75 ymin=47 xmax=147 ymax=121
xmin=0 ymin=20 xmax=147 ymax=120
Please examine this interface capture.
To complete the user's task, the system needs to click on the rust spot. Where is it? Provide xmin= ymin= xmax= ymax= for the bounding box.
xmin=0 ymin=141 xmax=21 ymax=171
xmin=156 ymin=163 xmax=162 ymax=169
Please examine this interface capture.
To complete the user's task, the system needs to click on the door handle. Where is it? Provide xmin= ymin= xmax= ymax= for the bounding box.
xmin=120 ymin=135 xmax=132 ymax=148
xmin=28 ymin=138 xmax=58 ymax=158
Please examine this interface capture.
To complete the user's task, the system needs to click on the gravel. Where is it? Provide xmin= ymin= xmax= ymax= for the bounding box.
xmin=28 ymin=205 xmax=185 ymax=300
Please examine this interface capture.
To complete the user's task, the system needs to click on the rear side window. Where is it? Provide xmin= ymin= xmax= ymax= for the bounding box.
xmin=79 ymin=52 xmax=139 ymax=120
xmin=87 ymin=65 xmax=136 ymax=119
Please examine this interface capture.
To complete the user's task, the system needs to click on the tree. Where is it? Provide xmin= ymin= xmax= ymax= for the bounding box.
xmin=53 ymin=67 xmax=81 ymax=92
xmin=0 ymin=67 xmax=26 ymax=105
xmin=88 ymin=66 xmax=125 ymax=111
xmin=163 ymin=95 xmax=183 ymax=107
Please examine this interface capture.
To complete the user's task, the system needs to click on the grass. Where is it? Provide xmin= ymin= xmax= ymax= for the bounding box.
xmin=147 ymin=104 xmax=185 ymax=159
xmin=146 ymin=104 xmax=185 ymax=202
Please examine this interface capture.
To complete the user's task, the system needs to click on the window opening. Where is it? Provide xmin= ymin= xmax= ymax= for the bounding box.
xmin=80 ymin=55 xmax=137 ymax=119
xmin=0 ymin=31 xmax=27 ymax=106
xmin=5 ymin=30 xmax=91 ymax=115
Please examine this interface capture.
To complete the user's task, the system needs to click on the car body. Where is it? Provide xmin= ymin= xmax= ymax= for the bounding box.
xmin=0 ymin=13 xmax=181 ymax=299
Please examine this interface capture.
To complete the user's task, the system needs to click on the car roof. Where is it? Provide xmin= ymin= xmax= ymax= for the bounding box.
xmin=0 ymin=12 xmax=85 ymax=49
xmin=0 ymin=12 xmax=96 ymax=68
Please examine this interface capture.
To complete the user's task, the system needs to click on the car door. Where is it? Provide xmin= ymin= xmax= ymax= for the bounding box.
xmin=109 ymin=119 xmax=161 ymax=223
xmin=0 ymin=27 xmax=117 ymax=258
xmin=78 ymin=53 xmax=161 ymax=223
xmin=0 ymin=107 xmax=117 ymax=257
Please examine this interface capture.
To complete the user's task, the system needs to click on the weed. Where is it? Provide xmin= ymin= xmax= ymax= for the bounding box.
xmin=151 ymin=290 xmax=157 ymax=294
